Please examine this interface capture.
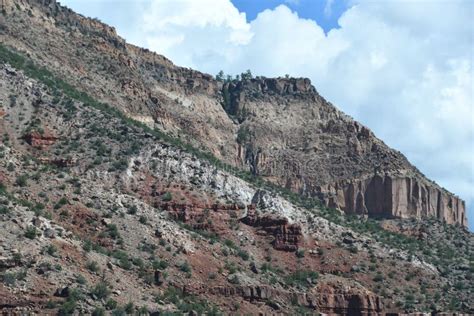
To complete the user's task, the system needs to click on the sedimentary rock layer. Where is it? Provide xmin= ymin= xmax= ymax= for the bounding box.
xmin=321 ymin=175 xmax=467 ymax=227
xmin=0 ymin=0 xmax=466 ymax=227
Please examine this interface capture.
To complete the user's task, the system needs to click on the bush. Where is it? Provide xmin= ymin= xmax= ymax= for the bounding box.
xmin=180 ymin=261 xmax=192 ymax=273
xmin=24 ymin=226 xmax=37 ymax=239
xmin=112 ymin=250 xmax=131 ymax=270
xmin=284 ymin=270 xmax=319 ymax=287
xmin=152 ymin=259 xmax=168 ymax=270
xmin=373 ymin=273 xmax=384 ymax=282
xmin=237 ymin=249 xmax=250 ymax=261
xmin=0 ymin=205 xmax=9 ymax=215
xmin=107 ymin=224 xmax=120 ymax=239
xmin=92 ymin=308 xmax=105 ymax=316
xmin=46 ymin=244 xmax=57 ymax=256
xmin=106 ymin=299 xmax=118 ymax=310
xmin=91 ymin=282 xmax=110 ymax=300
xmin=57 ymin=288 xmax=83 ymax=316
xmin=75 ymin=274 xmax=87 ymax=285
xmin=2 ymin=272 xmax=17 ymax=286
xmin=139 ymin=216 xmax=147 ymax=224
xmin=127 ymin=205 xmax=137 ymax=215
xmin=15 ymin=175 xmax=28 ymax=187
xmin=223 ymin=239 xmax=236 ymax=249
xmin=58 ymin=300 xmax=76 ymax=316
xmin=54 ymin=197 xmax=68 ymax=209
xmin=124 ymin=302 xmax=134 ymax=314
xmin=86 ymin=261 xmax=99 ymax=273
xmin=296 ymin=249 xmax=305 ymax=258
xmin=162 ymin=192 xmax=172 ymax=202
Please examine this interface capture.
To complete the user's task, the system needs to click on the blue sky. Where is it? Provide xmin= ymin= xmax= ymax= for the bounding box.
xmin=60 ymin=0 xmax=473 ymax=230
xmin=232 ymin=0 xmax=350 ymax=32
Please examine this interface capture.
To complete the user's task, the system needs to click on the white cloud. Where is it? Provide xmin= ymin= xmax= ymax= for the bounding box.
xmin=60 ymin=0 xmax=474 ymax=229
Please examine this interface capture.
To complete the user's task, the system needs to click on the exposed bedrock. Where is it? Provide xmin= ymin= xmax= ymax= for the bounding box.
xmin=319 ymin=175 xmax=467 ymax=227
xmin=241 ymin=209 xmax=302 ymax=251
xmin=209 ymin=283 xmax=383 ymax=315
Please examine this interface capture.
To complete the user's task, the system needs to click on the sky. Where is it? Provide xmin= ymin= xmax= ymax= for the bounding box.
xmin=59 ymin=0 xmax=474 ymax=230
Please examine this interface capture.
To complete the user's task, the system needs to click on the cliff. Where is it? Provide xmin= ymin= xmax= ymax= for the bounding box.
xmin=0 ymin=0 xmax=467 ymax=227
xmin=225 ymin=78 xmax=467 ymax=227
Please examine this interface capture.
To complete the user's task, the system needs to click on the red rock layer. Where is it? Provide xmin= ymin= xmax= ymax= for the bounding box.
xmin=241 ymin=210 xmax=302 ymax=251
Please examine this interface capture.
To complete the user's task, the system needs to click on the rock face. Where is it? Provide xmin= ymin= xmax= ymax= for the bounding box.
xmin=23 ymin=131 xmax=57 ymax=148
xmin=209 ymin=282 xmax=383 ymax=315
xmin=0 ymin=0 xmax=467 ymax=228
xmin=322 ymin=175 xmax=467 ymax=226
xmin=224 ymin=78 xmax=468 ymax=228
xmin=241 ymin=209 xmax=302 ymax=251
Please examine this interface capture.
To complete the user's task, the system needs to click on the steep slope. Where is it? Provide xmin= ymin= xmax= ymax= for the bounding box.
xmin=0 ymin=0 xmax=467 ymax=227
xmin=0 ymin=53 xmax=472 ymax=315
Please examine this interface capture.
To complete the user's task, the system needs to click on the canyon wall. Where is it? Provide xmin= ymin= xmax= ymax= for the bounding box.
xmin=321 ymin=175 xmax=467 ymax=226
xmin=0 ymin=0 xmax=467 ymax=227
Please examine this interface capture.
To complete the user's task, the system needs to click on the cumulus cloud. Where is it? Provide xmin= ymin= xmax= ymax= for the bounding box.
xmin=60 ymin=0 xmax=474 ymax=228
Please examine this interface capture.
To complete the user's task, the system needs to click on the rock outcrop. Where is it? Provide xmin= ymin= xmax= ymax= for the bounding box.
xmin=241 ymin=209 xmax=302 ymax=251
xmin=22 ymin=131 xmax=58 ymax=148
xmin=321 ymin=175 xmax=467 ymax=226
xmin=209 ymin=282 xmax=383 ymax=315
xmin=225 ymin=78 xmax=468 ymax=227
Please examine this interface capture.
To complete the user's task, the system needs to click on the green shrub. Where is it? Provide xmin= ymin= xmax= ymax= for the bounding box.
xmin=54 ymin=197 xmax=68 ymax=209
xmin=75 ymin=274 xmax=87 ymax=285
xmin=237 ymin=249 xmax=249 ymax=261
xmin=106 ymin=299 xmax=118 ymax=310
xmin=111 ymin=250 xmax=132 ymax=270
xmin=180 ymin=261 xmax=191 ymax=273
xmin=92 ymin=308 xmax=105 ymax=316
xmin=107 ymin=224 xmax=120 ymax=239
xmin=223 ymin=239 xmax=236 ymax=249
xmin=284 ymin=270 xmax=319 ymax=287
xmin=24 ymin=226 xmax=37 ymax=239
xmin=46 ymin=244 xmax=57 ymax=256
xmin=2 ymin=272 xmax=17 ymax=285
xmin=91 ymin=282 xmax=110 ymax=300
xmin=124 ymin=302 xmax=134 ymax=314
xmin=15 ymin=175 xmax=28 ymax=187
xmin=86 ymin=261 xmax=99 ymax=273
xmin=127 ymin=205 xmax=137 ymax=215
xmin=139 ymin=216 xmax=147 ymax=224
xmin=373 ymin=273 xmax=384 ymax=282
xmin=58 ymin=300 xmax=76 ymax=316
xmin=296 ymin=249 xmax=305 ymax=258
xmin=152 ymin=259 xmax=168 ymax=270
xmin=162 ymin=192 xmax=172 ymax=202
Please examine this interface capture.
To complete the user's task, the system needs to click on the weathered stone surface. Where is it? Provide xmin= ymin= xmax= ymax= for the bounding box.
xmin=321 ymin=175 xmax=467 ymax=226
xmin=209 ymin=282 xmax=383 ymax=315
xmin=22 ymin=131 xmax=58 ymax=148
xmin=241 ymin=209 xmax=302 ymax=251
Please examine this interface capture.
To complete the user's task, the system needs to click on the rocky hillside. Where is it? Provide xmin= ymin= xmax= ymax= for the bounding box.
xmin=0 ymin=0 xmax=467 ymax=227
xmin=0 ymin=0 xmax=472 ymax=315
xmin=0 ymin=52 xmax=473 ymax=315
